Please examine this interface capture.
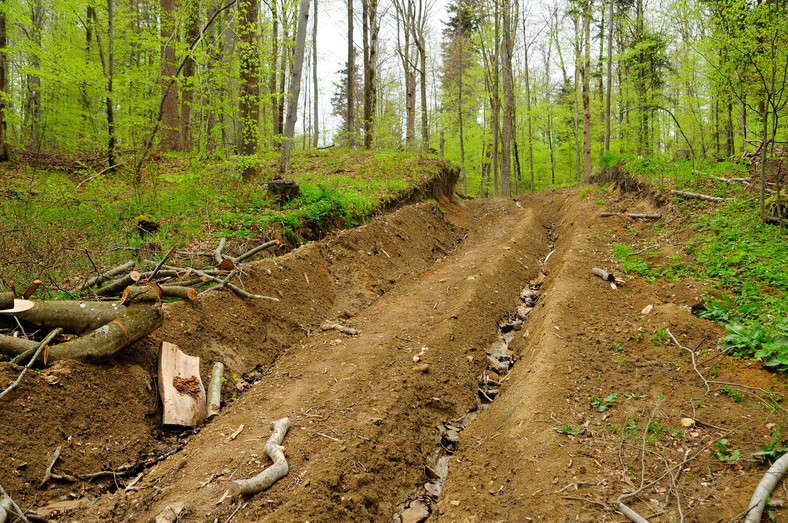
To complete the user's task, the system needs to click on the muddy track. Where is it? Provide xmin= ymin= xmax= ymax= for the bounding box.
xmin=6 ymin=187 xmax=788 ymax=522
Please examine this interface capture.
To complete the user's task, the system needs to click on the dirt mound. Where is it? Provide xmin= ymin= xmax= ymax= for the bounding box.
xmin=3 ymin=185 xmax=787 ymax=523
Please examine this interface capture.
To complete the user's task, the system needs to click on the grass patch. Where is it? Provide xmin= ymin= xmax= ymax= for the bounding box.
xmin=0 ymin=150 xmax=444 ymax=296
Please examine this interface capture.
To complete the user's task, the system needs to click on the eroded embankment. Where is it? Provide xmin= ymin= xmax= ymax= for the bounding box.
xmin=63 ymin=195 xmax=559 ymax=522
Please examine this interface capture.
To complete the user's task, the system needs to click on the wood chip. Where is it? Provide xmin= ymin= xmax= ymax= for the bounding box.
xmin=227 ymin=424 xmax=245 ymax=441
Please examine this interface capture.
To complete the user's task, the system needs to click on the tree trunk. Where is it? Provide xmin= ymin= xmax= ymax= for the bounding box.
xmin=0 ymin=0 xmax=8 ymax=162
xmin=278 ymin=0 xmax=311 ymax=175
xmin=270 ymin=0 xmax=280 ymax=148
xmin=458 ymin=37 xmax=467 ymax=195
xmin=160 ymin=0 xmax=180 ymax=151
xmin=347 ymin=0 xmax=355 ymax=147
xmin=312 ymin=0 xmax=319 ymax=147
xmin=106 ymin=0 xmax=116 ymax=169
xmin=24 ymin=0 xmax=44 ymax=151
xmin=603 ymin=0 xmax=613 ymax=162
xmin=581 ymin=0 xmax=591 ymax=181
xmin=239 ymin=0 xmax=260 ymax=180
xmin=180 ymin=0 xmax=199 ymax=152
xmin=500 ymin=0 xmax=513 ymax=197
xmin=492 ymin=1 xmax=500 ymax=197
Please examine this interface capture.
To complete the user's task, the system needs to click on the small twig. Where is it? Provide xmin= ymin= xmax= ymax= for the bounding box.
xmin=1 ymin=329 xmax=63 ymax=400
xmin=40 ymin=446 xmax=61 ymax=487
xmin=316 ymin=432 xmax=342 ymax=442
xmin=562 ymin=495 xmax=610 ymax=509
xmin=557 ymin=481 xmax=593 ymax=493
xmin=628 ymin=245 xmax=659 ymax=257
xmin=224 ymin=501 xmax=245 ymax=523
xmin=149 ymin=245 xmax=177 ymax=281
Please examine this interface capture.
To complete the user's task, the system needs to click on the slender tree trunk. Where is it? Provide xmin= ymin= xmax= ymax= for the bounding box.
xmin=0 ymin=0 xmax=9 ymax=162
xmin=524 ymin=41 xmax=534 ymax=191
xmin=160 ymin=0 xmax=179 ymax=151
xmin=347 ymin=0 xmax=355 ymax=147
xmin=603 ymin=0 xmax=613 ymax=161
xmin=492 ymin=0 xmax=500 ymax=197
xmin=271 ymin=0 xmax=280 ymax=148
xmin=500 ymin=0 xmax=513 ymax=197
xmin=24 ymin=0 xmax=44 ymax=151
xmin=581 ymin=0 xmax=591 ymax=181
xmin=458 ymin=37 xmax=466 ymax=194
xmin=419 ymin=41 xmax=428 ymax=151
xmin=312 ymin=0 xmax=319 ymax=147
xmin=106 ymin=0 xmax=116 ymax=169
xmin=362 ymin=0 xmax=370 ymax=148
xmin=279 ymin=0 xmax=311 ymax=174
xmin=239 ymin=0 xmax=260 ymax=179
xmin=362 ymin=0 xmax=378 ymax=149
xmin=180 ymin=0 xmax=199 ymax=151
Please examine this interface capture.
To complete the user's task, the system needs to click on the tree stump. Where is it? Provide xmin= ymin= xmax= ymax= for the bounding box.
xmin=266 ymin=178 xmax=300 ymax=204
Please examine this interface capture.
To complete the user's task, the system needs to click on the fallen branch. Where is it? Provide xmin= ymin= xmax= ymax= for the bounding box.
xmin=173 ymin=266 xmax=279 ymax=301
xmin=228 ymin=417 xmax=290 ymax=496
xmin=320 ymin=322 xmax=358 ymax=336
xmin=0 ymin=329 xmax=63 ymax=401
xmin=670 ymin=190 xmax=732 ymax=202
xmin=41 ymin=446 xmax=61 ymax=487
xmin=592 ymin=268 xmax=614 ymax=281
xmin=614 ymin=501 xmax=651 ymax=523
xmin=207 ymin=362 xmax=225 ymax=418
xmin=600 ymin=212 xmax=662 ymax=220
xmin=744 ymin=452 xmax=788 ymax=523
xmin=233 ymin=239 xmax=279 ymax=265
xmin=766 ymin=216 xmax=788 ymax=225
xmin=127 ymin=285 xmax=196 ymax=301
xmin=0 ymin=483 xmax=28 ymax=523
xmin=213 ymin=238 xmax=227 ymax=266
xmin=149 ymin=245 xmax=177 ymax=281
xmin=71 ymin=261 xmax=136 ymax=293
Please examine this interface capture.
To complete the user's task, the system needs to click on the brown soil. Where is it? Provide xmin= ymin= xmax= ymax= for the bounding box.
xmin=3 ymin=186 xmax=788 ymax=522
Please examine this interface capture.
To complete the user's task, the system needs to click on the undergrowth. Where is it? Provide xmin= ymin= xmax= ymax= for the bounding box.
xmin=0 ymin=150 xmax=439 ymax=296
xmin=610 ymin=156 xmax=788 ymax=372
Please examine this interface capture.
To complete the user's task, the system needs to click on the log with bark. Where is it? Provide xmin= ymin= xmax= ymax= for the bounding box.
xmin=206 ymin=362 xmax=225 ymax=418
xmin=158 ymin=341 xmax=206 ymax=426
xmin=0 ymin=289 xmax=163 ymax=363
xmin=600 ymin=212 xmax=662 ymax=220
xmin=670 ymin=190 xmax=733 ymax=202
xmin=228 ymin=418 xmax=290 ymax=496
xmin=0 ymin=293 xmax=13 ymax=311
xmin=8 ymin=300 xmax=126 ymax=335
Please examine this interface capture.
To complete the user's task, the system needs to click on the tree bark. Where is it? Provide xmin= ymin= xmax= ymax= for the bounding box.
xmin=500 ymin=0 xmax=513 ymax=197
xmin=180 ymin=0 xmax=199 ymax=152
xmin=492 ymin=1 xmax=500 ymax=196
xmin=0 ymin=0 xmax=9 ymax=162
xmin=347 ymin=0 xmax=355 ymax=147
xmin=270 ymin=0 xmax=280 ymax=149
xmin=312 ymin=0 xmax=319 ymax=148
xmin=106 ymin=0 xmax=116 ymax=170
xmin=160 ymin=0 xmax=180 ymax=151
xmin=581 ymin=0 xmax=592 ymax=181
xmin=239 ymin=0 xmax=260 ymax=180
xmin=278 ymin=0 xmax=311 ymax=175
xmin=603 ymin=0 xmax=613 ymax=162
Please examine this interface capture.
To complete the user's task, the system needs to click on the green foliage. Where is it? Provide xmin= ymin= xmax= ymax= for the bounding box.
xmin=553 ymin=424 xmax=583 ymax=435
xmin=751 ymin=425 xmax=788 ymax=463
xmin=589 ymin=392 xmax=619 ymax=412
xmin=712 ymin=439 xmax=741 ymax=464
xmin=652 ymin=328 xmax=669 ymax=346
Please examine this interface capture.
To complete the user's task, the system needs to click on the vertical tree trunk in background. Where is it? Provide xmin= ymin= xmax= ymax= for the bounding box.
xmin=545 ymin=37 xmax=555 ymax=185
xmin=362 ymin=0 xmax=378 ymax=149
xmin=106 ymin=0 xmax=116 ymax=169
xmin=180 ymin=0 xmax=199 ymax=152
xmin=500 ymin=0 xmax=513 ymax=197
xmin=603 ymin=0 xmax=613 ymax=162
xmin=312 ymin=0 xmax=319 ymax=147
xmin=418 ymin=38 xmax=428 ymax=151
xmin=347 ymin=0 xmax=355 ymax=147
xmin=160 ymin=0 xmax=179 ymax=151
xmin=524 ymin=41 xmax=534 ymax=191
xmin=492 ymin=0 xmax=499 ymax=197
xmin=239 ymin=0 xmax=260 ymax=179
xmin=581 ymin=0 xmax=591 ymax=181
xmin=279 ymin=0 xmax=311 ymax=174
xmin=270 ymin=0 xmax=280 ymax=148
xmin=0 ymin=0 xmax=8 ymax=162
xmin=726 ymin=102 xmax=734 ymax=157
xmin=458 ymin=37 xmax=466 ymax=194
xmin=24 ymin=0 xmax=44 ymax=151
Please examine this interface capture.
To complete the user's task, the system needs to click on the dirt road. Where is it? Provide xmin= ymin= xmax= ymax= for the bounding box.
xmin=4 ymin=188 xmax=788 ymax=522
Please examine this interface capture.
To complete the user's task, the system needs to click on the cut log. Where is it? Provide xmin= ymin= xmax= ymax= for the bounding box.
xmin=207 ymin=362 xmax=225 ymax=418
xmin=10 ymin=300 xmax=126 ymax=335
xmin=158 ymin=341 xmax=206 ymax=426
xmin=670 ymin=190 xmax=732 ymax=202
xmin=228 ymin=418 xmax=290 ymax=496
xmin=0 ymin=293 xmax=12 ymax=311
xmin=0 ymin=290 xmax=163 ymax=363
xmin=600 ymin=212 xmax=662 ymax=220
xmin=126 ymin=285 xmax=196 ymax=301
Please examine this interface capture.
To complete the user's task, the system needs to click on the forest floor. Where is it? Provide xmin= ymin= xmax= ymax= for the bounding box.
xmin=2 ymin=182 xmax=788 ymax=522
